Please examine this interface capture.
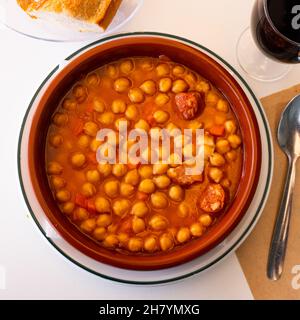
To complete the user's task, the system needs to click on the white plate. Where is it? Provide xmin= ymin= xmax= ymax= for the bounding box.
xmin=0 ymin=0 xmax=143 ymax=42
xmin=18 ymin=32 xmax=273 ymax=285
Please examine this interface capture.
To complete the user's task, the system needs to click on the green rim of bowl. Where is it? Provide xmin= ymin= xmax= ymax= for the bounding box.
xmin=17 ymin=31 xmax=273 ymax=285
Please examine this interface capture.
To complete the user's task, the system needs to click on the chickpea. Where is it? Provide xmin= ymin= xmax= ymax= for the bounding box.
xmin=77 ymin=135 xmax=90 ymax=149
xmin=114 ymin=77 xmax=131 ymax=93
xmin=150 ymin=192 xmax=168 ymax=209
xmin=134 ymin=119 xmax=150 ymax=132
xmin=185 ymin=72 xmax=198 ymax=87
xmin=124 ymin=169 xmax=140 ymax=186
xmin=166 ymin=122 xmax=179 ymax=134
xmin=53 ymin=114 xmax=68 ymax=129
xmin=153 ymin=163 xmax=168 ymax=175
xmin=224 ymin=120 xmax=237 ymax=134
xmin=90 ymin=139 xmax=102 ymax=152
xmin=120 ymin=182 xmax=135 ymax=197
xmin=81 ymin=182 xmax=96 ymax=198
xmin=131 ymin=201 xmax=149 ymax=217
xmin=61 ymin=202 xmax=75 ymax=215
xmin=168 ymin=185 xmax=184 ymax=202
xmin=149 ymin=214 xmax=169 ymax=230
xmin=159 ymin=233 xmax=174 ymax=251
xmin=208 ymin=167 xmax=223 ymax=183
xmin=199 ymin=214 xmax=213 ymax=227
xmin=118 ymin=232 xmax=130 ymax=246
xmin=195 ymin=80 xmax=210 ymax=93
xmin=125 ymin=104 xmax=138 ymax=120
xmin=94 ymin=198 xmax=110 ymax=215
xmin=144 ymin=236 xmax=158 ymax=252
xmin=206 ymin=91 xmax=219 ymax=106
xmin=153 ymin=175 xmax=171 ymax=189
xmin=221 ymin=178 xmax=231 ymax=188
xmin=132 ymin=217 xmax=146 ymax=233
xmin=140 ymin=80 xmax=156 ymax=95
xmin=47 ymin=161 xmax=63 ymax=175
xmin=138 ymin=179 xmax=155 ymax=194
xmin=183 ymin=144 xmax=195 ymax=159
xmin=115 ymin=118 xmax=129 ymax=131
xmin=120 ymin=59 xmax=134 ymax=74
xmin=225 ymin=150 xmax=237 ymax=162
xmin=204 ymin=145 xmax=215 ymax=160
xmin=86 ymin=73 xmax=99 ymax=86
xmin=228 ymin=134 xmax=242 ymax=149
xmin=168 ymin=153 xmax=182 ymax=168
xmin=176 ymin=227 xmax=191 ymax=243
xmin=71 ymin=152 xmax=86 ymax=168
xmin=93 ymin=98 xmax=106 ymax=113
xmin=156 ymin=63 xmax=170 ymax=76
xmin=155 ymin=93 xmax=170 ymax=106
xmin=73 ymin=207 xmax=89 ymax=221
xmin=158 ymin=77 xmax=172 ymax=93
xmin=49 ymin=134 xmax=63 ymax=148
xmin=112 ymin=164 xmax=127 ymax=177
xmin=97 ymin=163 xmax=112 ymax=177
xmin=111 ymin=99 xmax=127 ymax=114
xmin=190 ymin=223 xmax=203 ymax=237
xmin=51 ymin=176 xmax=66 ymax=189
xmin=178 ymin=202 xmax=190 ymax=218
xmin=62 ymin=98 xmax=77 ymax=111
xmin=153 ymin=110 xmax=170 ymax=124
xmin=73 ymin=85 xmax=87 ymax=103
xmin=104 ymin=180 xmax=119 ymax=198
xmin=103 ymin=234 xmax=119 ymax=248
xmin=98 ymin=112 xmax=115 ymax=125
xmin=167 ymin=168 xmax=177 ymax=179
xmin=107 ymin=64 xmax=118 ymax=78
xmin=96 ymin=214 xmax=112 ymax=227
xmin=138 ymin=165 xmax=152 ymax=179
xmin=112 ymin=199 xmax=131 ymax=217
xmin=83 ymin=121 xmax=98 ymax=137
xmin=188 ymin=120 xmax=203 ymax=132
xmin=93 ymin=227 xmax=107 ymax=241
xmin=128 ymin=88 xmax=144 ymax=104
xmin=172 ymin=79 xmax=189 ymax=93
xmin=217 ymin=99 xmax=229 ymax=113
xmin=80 ymin=218 xmax=96 ymax=233
xmin=210 ymin=153 xmax=226 ymax=167
xmin=140 ymin=58 xmax=154 ymax=71
xmin=173 ymin=65 xmax=185 ymax=76
xmin=216 ymin=139 xmax=231 ymax=154
xmin=56 ymin=189 xmax=71 ymax=203
xmin=128 ymin=237 xmax=143 ymax=252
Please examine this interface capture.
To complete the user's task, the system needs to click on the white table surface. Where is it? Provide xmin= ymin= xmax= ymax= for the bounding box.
xmin=0 ymin=0 xmax=299 ymax=300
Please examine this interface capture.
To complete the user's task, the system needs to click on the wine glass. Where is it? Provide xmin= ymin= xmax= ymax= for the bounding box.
xmin=237 ymin=0 xmax=300 ymax=82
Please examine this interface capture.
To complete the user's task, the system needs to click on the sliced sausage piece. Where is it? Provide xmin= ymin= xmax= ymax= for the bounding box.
xmin=199 ymin=184 xmax=225 ymax=213
xmin=171 ymin=165 xmax=203 ymax=186
xmin=175 ymin=92 xmax=203 ymax=120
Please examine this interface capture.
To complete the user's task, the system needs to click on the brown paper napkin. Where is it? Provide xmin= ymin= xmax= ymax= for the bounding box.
xmin=236 ymin=84 xmax=300 ymax=300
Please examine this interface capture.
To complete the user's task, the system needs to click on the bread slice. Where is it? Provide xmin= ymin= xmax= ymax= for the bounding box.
xmin=17 ymin=0 xmax=122 ymax=32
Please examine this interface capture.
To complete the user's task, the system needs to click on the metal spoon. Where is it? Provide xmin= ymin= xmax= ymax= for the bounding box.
xmin=267 ymin=94 xmax=300 ymax=281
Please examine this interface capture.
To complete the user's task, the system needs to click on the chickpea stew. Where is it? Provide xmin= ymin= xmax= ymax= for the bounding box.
xmin=45 ymin=57 xmax=243 ymax=255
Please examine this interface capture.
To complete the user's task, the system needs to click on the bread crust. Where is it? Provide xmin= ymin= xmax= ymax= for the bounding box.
xmin=17 ymin=0 xmax=121 ymax=26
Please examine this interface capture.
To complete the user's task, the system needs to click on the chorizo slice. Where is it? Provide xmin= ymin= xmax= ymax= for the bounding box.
xmin=199 ymin=184 xmax=225 ymax=213
xmin=175 ymin=92 xmax=203 ymax=120
xmin=171 ymin=165 xmax=203 ymax=186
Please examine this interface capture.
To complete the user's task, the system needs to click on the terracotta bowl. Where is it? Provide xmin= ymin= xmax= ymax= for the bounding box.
xmin=21 ymin=35 xmax=261 ymax=270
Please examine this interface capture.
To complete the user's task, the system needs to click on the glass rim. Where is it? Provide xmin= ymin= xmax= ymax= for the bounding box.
xmin=263 ymin=0 xmax=300 ymax=47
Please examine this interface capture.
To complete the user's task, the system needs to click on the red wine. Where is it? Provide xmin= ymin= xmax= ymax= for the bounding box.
xmin=251 ymin=0 xmax=300 ymax=63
